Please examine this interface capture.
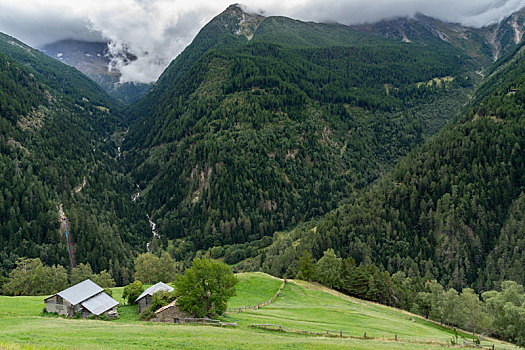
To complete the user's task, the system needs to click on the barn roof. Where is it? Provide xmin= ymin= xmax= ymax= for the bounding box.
xmin=55 ymin=279 xmax=104 ymax=305
xmin=154 ymin=300 xmax=177 ymax=314
xmin=81 ymin=292 xmax=119 ymax=316
xmin=135 ymin=282 xmax=174 ymax=302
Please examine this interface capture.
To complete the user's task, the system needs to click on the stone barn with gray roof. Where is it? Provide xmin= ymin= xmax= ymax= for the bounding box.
xmin=44 ymin=279 xmax=119 ymax=318
xmin=135 ymin=282 xmax=174 ymax=313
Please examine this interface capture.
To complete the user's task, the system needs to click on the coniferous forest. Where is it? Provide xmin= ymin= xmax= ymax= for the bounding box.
xmin=1 ymin=3 xmax=525 ymax=346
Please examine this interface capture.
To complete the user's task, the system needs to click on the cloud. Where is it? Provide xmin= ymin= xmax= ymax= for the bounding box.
xmin=1 ymin=0 xmax=524 ymax=83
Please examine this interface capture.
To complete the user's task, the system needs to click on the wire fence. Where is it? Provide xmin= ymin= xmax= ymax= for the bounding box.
xmin=248 ymin=324 xmax=516 ymax=349
xmin=175 ymin=317 xmax=237 ymax=327
xmin=225 ymin=279 xmax=287 ymax=314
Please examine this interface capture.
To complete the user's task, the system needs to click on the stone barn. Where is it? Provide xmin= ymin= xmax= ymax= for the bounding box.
xmin=44 ymin=279 xmax=119 ymax=318
xmin=135 ymin=282 xmax=174 ymax=313
xmin=154 ymin=300 xmax=186 ymax=323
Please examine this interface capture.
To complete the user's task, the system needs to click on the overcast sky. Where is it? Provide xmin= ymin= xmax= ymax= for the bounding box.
xmin=1 ymin=0 xmax=524 ymax=83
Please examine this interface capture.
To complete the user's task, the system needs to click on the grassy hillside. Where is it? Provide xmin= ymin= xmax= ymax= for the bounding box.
xmin=0 ymin=273 xmax=512 ymax=349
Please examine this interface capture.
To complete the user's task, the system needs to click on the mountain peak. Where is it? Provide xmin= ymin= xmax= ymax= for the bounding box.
xmin=224 ymin=3 xmax=244 ymax=13
xmin=216 ymin=3 xmax=265 ymax=40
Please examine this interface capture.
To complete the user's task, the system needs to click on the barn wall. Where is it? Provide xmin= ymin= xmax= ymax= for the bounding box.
xmin=138 ymin=295 xmax=152 ymax=313
xmin=154 ymin=306 xmax=186 ymax=323
xmin=45 ymin=296 xmax=77 ymax=317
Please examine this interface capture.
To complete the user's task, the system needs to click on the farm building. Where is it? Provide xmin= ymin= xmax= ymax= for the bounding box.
xmin=44 ymin=279 xmax=119 ymax=318
xmin=153 ymin=300 xmax=186 ymax=322
xmin=135 ymin=282 xmax=174 ymax=312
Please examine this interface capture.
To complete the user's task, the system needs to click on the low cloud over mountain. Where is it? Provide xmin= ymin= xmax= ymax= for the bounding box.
xmin=1 ymin=0 xmax=524 ymax=83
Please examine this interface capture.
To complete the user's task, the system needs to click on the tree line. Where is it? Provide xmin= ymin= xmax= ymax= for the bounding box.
xmin=296 ymin=248 xmax=525 ymax=346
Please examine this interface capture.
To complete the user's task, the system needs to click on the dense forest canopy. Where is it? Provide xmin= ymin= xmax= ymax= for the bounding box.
xmin=1 ymin=4 xmax=525 ymax=307
xmin=124 ymin=7 xmax=477 ymax=256
xmin=258 ymin=42 xmax=525 ymax=292
xmin=0 ymin=33 xmax=149 ymax=282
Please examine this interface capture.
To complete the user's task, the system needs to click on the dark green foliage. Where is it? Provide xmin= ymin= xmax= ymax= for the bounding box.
xmin=296 ymin=250 xmax=316 ymax=281
xmin=70 ymin=263 xmax=94 ymax=285
xmin=123 ymin=280 xmax=144 ymax=305
xmin=174 ymin=258 xmax=238 ymax=318
xmin=315 ymin=249 xmax=341 ymax=289
xmin=133 ymin=252 xmax=180 ymax=284
xmin=138 ymin=306 xmax=155 ymax=321
xmin=0 ymin=33 xmax=149 ymax=279
xmin=151 ymin=290 xmax=177 ymax=311
xmin=285 ymin=45 xmax=525 ymax=290
xmin=3 ymin=258 xmax=68 ymax=296
xmin=483 ymin=281 xmax=525 ymax=346
xmin=2 ymin=258 xmax=120 ymax=296
xmin=91 ymin=270 xmax=116 ymax=288
xmin=124 ymin=8 xmax=473 ymax=260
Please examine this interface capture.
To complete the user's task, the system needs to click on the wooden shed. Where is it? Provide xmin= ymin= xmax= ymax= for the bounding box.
xmin=135 ymin=282 xmax=174 ymax=313
xmin=44 ymin=279 xmax=119 ymax=318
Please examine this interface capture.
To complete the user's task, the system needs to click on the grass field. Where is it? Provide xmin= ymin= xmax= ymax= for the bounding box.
xmin=0 ymin=273 xmax=515 ymax=350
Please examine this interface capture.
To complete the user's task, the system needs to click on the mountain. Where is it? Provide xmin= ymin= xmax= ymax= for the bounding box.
xmin=0 ymin=32 xmax=149 ymax=283
xmin=263 ymin=41 xmax=525 ymax=290
xmin=353 ymin=8 xmax=525 ymax=66
xmin=40 ymin=39 xmax=150 ymax=104
xmin=124 ymin=4 xmax=477 ymax=256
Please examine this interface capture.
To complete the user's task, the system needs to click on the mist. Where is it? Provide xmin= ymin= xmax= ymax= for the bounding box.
xmin=1 ymin=0 xmax=524 ymax=83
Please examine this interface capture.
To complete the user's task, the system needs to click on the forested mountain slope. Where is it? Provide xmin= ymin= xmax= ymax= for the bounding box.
xmin=124 ymin=5 xmax=477 ymax=254
xmin=0 ymin=33 xmax=149 ymax=283
xmin=268 ymin=42 xmax=525 ymax=291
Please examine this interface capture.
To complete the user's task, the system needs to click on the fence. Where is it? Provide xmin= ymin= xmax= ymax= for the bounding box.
xmin=225 ymin=279 xmax=287 ymax=314
xmin=248 ymin=324 xmax=514 ymax=349
xmin=175 ymin=317 xmax=237 ymax=327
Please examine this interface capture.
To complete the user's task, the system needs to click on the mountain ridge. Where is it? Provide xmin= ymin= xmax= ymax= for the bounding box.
xmin=40 ymin=39 xmax=150 ymax=104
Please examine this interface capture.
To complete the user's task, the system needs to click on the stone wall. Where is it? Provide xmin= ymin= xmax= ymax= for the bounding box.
xmin=154 ymin=305 xmax=186 ymax=323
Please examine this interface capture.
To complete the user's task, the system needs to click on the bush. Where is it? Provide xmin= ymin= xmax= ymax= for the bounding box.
xmin=224 ymin=247 xmax=245 ymax=265
xmin=210 ymin=246 xmax=224 ymax=259
xmin=122 ymin=280 xmax=144 ymax=305
xmin=138 ymin=306 xmax=156 ymax=321
xmin=151 ymin=290 xmax=177 ymax=311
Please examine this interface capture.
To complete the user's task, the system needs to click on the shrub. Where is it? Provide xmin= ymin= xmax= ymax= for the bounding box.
xmin=122 ymin=280 xmax=144 ymax=305
xmin=138 ymin=306 xmax=156 ymax=321
xmin=210 ymin=246 xmax=224 ymax=259
xmin=151 ymin=290 xmax=177 ymax=311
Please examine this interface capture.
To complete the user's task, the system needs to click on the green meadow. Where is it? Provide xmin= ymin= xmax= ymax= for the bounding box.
xmin=0 ymin=273 xmax=514 ymax=349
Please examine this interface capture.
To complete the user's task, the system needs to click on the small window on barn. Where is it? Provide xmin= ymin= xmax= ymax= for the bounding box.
xmin=57 ymin=296 xmax=63 ymax=305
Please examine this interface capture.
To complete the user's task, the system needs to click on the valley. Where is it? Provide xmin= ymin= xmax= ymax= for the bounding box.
xmin=1 ymin=2 xmax=525 ymax=349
